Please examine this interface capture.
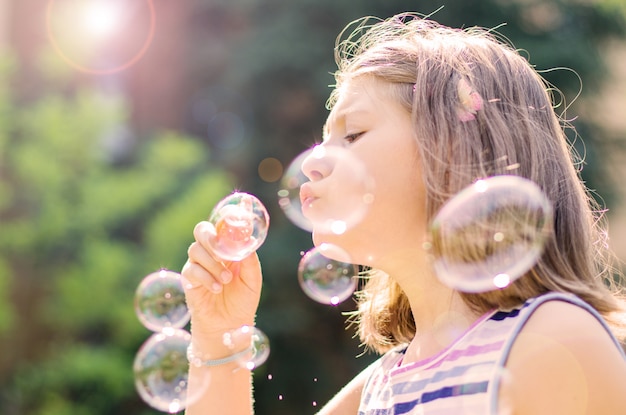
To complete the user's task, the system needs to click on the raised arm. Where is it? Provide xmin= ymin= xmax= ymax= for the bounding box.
xmin=183 ymin=221 xmax=263 ymax=415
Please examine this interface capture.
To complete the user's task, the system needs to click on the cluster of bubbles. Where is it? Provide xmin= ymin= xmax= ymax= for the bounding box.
xmin=278 ymin=145 xmax=553 ymax=298
xmin=132 ymin=192 xmax=271 ymax=413
xmin=133 ymin=270 xmax=199 ymax=413
xmin=278 ymin=146 xmax=372 ymax=305
xmin=132 ymin=145 xmax=554 ymax=411
xmin=211 ymin=187 xmax=361 ymax=306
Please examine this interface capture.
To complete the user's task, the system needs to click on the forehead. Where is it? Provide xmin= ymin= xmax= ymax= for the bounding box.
xmin=324 ymin=78 xmax=390 ymax=134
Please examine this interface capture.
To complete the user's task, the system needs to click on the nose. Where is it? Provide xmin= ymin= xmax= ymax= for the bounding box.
xmin=301 ymin=145 xmax=334 ymax=181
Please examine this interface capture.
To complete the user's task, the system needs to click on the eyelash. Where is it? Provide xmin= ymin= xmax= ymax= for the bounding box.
xmin=344 ymin=132 xmax=364 ymax=143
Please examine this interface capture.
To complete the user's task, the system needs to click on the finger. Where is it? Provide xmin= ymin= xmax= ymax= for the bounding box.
xmin=187 ymin=241 xmax=233 ymax=284
xmin=180 ymin=261 xmax=202 ymax=290
xmin=182 ymin=260 xmax=225 ymax=294
xmin=193 ymin=221 xmax=217 ymax=254
xmin=230 ymin=252 xmax=262 ymax=293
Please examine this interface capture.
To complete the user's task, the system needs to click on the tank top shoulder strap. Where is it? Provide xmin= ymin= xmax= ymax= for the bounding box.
xmin=488 ymin=291 xmax=626 ymax=413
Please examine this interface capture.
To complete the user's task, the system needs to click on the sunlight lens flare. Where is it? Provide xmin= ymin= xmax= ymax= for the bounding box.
xmin=82 ymin=1 xmax=121 ymax=38
xmin=46 ymin=0 xmax=156 ymax=74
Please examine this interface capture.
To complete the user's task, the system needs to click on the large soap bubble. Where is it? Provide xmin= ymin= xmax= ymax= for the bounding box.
xmin=428 ymin=175 xmax=553 ymax=293
xmin=133 ymin=328 xmax=209 ymax=413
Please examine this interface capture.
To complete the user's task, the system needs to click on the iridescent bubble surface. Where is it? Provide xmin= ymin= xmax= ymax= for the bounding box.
xmin=222 ymin=325 xmax=270 ymax=370
xmin=298 ymin=243 xmax=358 ymax=305
xmin=135 ymin=269 xmax=190 ymax=332
xmin=278 ymin=145 xmax=374 ymax=235
xmin=133 ymin=328 xmax=209 ymax=413
xmin=207 ymin=192 xmax=269 ymax=261
xmin=428 ymin=175 xmax=553 ymax=293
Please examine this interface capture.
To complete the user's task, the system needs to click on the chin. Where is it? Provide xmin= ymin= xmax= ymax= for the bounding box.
xmin=311 ymin=230 xmax=368 ymax=265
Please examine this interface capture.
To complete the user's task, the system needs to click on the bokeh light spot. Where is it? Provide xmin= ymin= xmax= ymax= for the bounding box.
xmin=258 ymin=157 xmax=284 ymax=183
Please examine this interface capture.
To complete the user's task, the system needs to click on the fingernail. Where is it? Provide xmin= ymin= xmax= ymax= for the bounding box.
xmin=220 ymin=270 xmax=232 ymax=284
xmin=211 ymin=282 xmax=223 ymax=293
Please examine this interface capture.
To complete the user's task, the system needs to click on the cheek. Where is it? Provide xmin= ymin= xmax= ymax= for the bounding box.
xmin=365 ymin=158 xmax=428 ymax=234
xmin=328 ymin=172 xmax=375 ymax=210
xmin=309 ymin=149 xmax=427 ymax=262
xmin=311 ymin=179 xmax=427 ymax=263
xmin=320 ymin=162 xmax=376 ymax=227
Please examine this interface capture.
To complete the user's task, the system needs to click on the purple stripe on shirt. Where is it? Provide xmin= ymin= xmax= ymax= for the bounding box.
xmin=426 ymin=340 xmax=505 ymax=369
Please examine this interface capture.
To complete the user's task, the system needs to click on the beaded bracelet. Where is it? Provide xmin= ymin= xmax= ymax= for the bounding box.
xmin=187 ymin=344 xmax=253 ymax=368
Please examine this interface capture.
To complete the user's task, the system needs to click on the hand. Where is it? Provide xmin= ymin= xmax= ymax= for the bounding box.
xmin=182 ymin=221 xmax=263 ymax=343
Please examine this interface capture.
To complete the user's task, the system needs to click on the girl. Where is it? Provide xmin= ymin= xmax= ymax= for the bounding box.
xmin=182 ymin=13 xmax=626 ymax=414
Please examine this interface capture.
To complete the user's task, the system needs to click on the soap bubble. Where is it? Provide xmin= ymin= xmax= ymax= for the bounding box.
xmin=135 ymin=269 xmax=190 ymax=332
xmin=207 ymin=192 xmax=269 ymax=261
xmin=428 ymin=175 xmax=553 ymax=293
xmin=222 ymin=325 xmax=270 ymax=370
xmin=298 ymin=243 xmax=358 ymax=305
xmin=278 ymin=145 xmax=375 ymax=235
xmin=133 ymin=328 xmax=209 ymax=413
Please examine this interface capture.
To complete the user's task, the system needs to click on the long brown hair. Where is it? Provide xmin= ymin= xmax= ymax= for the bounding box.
xmin=330 ymin=13 xmax=626 ymax=353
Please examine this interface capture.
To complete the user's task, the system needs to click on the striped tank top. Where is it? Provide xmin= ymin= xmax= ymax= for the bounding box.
xmin=358 ymin=292 xmax=626 ymax=415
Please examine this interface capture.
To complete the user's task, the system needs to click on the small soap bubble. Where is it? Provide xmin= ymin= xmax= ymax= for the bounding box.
xmin=222 ymin=325 xmax=270 ymax=370
xmin=298 ymin=244 xmax=358 ymax=305
xmin=278 ymin=146 xmax=374 ymax=234
xmin=135 ymin=269 xmax=190 ymax=332
xmin=428 ymin=175 xmax=553 ymax=293
xmin=207 ymin=192 xmax=269 ymax=261
xmin=133 ymin=328 xmax=209 ymax=413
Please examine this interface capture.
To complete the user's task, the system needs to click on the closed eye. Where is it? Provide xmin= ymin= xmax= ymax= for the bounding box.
xmin=344 ymin=132 xmax=365 ymax=144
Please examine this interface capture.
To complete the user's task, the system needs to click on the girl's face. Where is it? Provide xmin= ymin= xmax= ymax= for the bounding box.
xmin=300 ymin=77 xmax=428 ymax=268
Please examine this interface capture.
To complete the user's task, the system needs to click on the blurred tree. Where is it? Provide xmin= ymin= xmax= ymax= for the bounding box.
xmin=0 ymin=53 xmax=233 ymax=414
xmin=1 ymin=0 xmax=625 ymax=414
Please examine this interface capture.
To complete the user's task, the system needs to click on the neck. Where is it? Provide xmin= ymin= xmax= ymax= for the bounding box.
xmin=378 ymin=254 xmax=482 ymax=363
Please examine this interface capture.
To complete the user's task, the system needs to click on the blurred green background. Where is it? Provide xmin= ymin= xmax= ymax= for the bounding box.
xmin=1 ymin=0 xmax=625 ymax=414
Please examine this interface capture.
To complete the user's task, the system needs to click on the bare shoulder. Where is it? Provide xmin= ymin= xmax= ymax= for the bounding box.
xmin=502 ymin=299 xmax=626 ymax=415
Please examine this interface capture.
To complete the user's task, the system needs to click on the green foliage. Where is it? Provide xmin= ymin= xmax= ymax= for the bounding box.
xmin=0 ymin=258 xmax=14 ymax=335
xmin=12 ymin=345 xmax=134 ymax=415
xmin=3 ymin=0 xmax=625 ymax=414
xmin=0 ymin=54 xmax=232 ymax=413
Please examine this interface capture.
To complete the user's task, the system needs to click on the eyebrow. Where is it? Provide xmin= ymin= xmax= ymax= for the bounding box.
xmin=322 ymin=108 xmax=370 ymax=140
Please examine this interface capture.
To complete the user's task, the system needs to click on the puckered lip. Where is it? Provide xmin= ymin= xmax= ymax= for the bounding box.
xmin=299 ymin=182 xmax=318 ymax=208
